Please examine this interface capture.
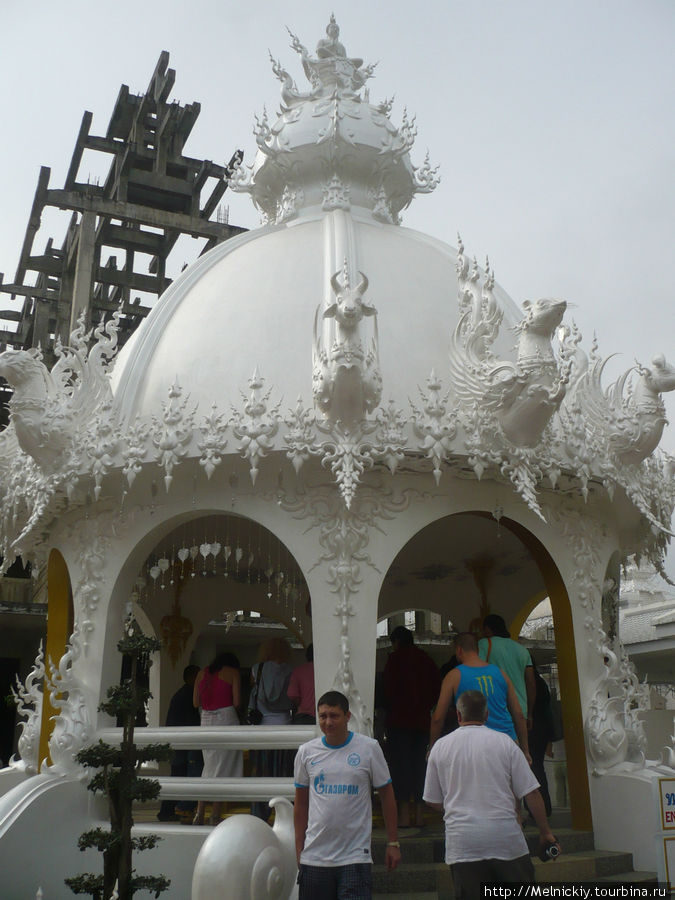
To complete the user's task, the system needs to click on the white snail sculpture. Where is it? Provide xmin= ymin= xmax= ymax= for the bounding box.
xmin=191 ymin=797 xmax=298 ymax=900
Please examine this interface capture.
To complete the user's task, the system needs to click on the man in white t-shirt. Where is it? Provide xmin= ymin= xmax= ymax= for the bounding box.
xmin=424 ymin=690 xmax=559 ymax=899
xmin=294 ymin=690 xmax=401 ymax=899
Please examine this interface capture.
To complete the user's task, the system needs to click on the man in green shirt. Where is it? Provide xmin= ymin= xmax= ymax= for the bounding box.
xmin=478 ymin=614 xmax=535 ymax=729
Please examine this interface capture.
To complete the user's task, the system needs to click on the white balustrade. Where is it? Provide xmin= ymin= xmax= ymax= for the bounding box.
xmin=96 ymin=725 xmax=316 ymax=750
xmin=149 ymin=776 xmax=294 ymax=800
xmin=94 ymin=725 xmax=315 ymax=806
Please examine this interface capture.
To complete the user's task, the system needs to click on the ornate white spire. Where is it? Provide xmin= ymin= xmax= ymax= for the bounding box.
xmin=230 ymin=18 xmax=439 ymax=225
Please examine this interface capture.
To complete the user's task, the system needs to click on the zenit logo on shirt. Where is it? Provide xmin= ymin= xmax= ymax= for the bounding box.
xmin=312 ymin=771 xmax=359 ymax=796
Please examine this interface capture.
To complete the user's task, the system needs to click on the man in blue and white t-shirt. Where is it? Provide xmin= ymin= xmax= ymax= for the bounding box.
xmin=294 ymin=690 xmax=401 ymax=899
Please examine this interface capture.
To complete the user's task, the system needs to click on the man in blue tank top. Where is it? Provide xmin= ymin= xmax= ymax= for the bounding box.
xmin=430 ymin=633 xmax=530 ymax=761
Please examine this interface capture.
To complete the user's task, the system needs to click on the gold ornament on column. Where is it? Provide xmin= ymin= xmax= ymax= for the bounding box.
xmin=160 ymin=594 xmax=193 ymax=667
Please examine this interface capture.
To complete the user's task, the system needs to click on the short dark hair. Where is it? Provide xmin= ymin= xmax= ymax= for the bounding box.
xmin=454 ymin=631 xmax=478 ymax=653
xmin=317 ymin=690 xmax=349 ymax=713
xmin=183 ymin=665 xmax=200 ymax=683
xmin=209 ymin=651 xmax=240 ymax=673
xmin=457 ymin=690 xmax=488 ymax=722
xmin=483 ymin=614 xmax=510 ymax=638
xmin=390 ymin=625 xmax=414 ymax=646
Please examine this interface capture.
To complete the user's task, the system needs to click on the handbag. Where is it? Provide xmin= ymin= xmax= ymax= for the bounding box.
xmin=247 ymin=662 xmax=265 ymax=725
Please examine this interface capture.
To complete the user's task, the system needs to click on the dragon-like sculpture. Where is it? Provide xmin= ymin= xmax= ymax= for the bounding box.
xmin=564 ymin=348 xmax=675 ymax=465
xmin=0 ymin=313 xmax=119 ymax=473
xmin=449 ymin=242 xmax=569 ymax=448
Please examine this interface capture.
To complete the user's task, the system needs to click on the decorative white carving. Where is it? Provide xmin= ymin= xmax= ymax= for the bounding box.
xmin=231 ymin=369 xmax=281 ymax=485
xmin=313 ymin=260 xmax=381 ymax=423
xmin=545 ymin=506 xmax=649 ymax=772
xmin=284 ymin=395 xmax=408 ymax=508
xmin=151 ymin=379 xmax=195 ymax=491
xmin=253 ymin=107 xmax=274 ymax=156
xmin=0 ymin=312 xmax=124 ymax=570
xmin=316 ymin=420 xmax=378 ymax=509
xmin=191 ymin=797 xmax=296 ymax=900
xmin=228 ymin=155 xmax=254 ymax=192
xmin=232 ymin=17 xmax=437 ymax=226
xmin=276 ymin=185 xmax=304 ymax=223
xmin=368 ymin=186 xmax=396 ymax=224
xmin=0 ymin=311 xmax=119 ymax=473
xmin=84 ymin=398 xmax=118 ymax=500
xmin=374 ymin=400 xmax=407 ymax=476
xmin=585 ymin=626 xmax=649 ymax=773
xmin=280 ymin=482 xmax=422 ymax=732
xmin=287 ymin=16 xmax=376 ymax=102
xmin=197 ymin=403 xmax=229 ymax=479
xmin=45 ymin=624 xmax=92 ymax=777
xmin=269 ymin=51 xmax=305 ymax=109
xmin=410 ymin=371 xmax=457 ymax=485
xmin=449 ymin=242 xmax=569 ymax=449
xmin=10 ymin=641 xmax=45 ymax=775
xmin=412 ymin=151 xmax=441 ymax=194
xmin=121 ymin=416 xmax=150 ymax=487
xmin=322 ymin=173 xmax=351 ymax=211
xmin=284 ymin=398 xmax=319 ymax=474
xmin=563 ymin=348 xmax=675 ymax=466
xmin=74 ymin=513 xmax=113 ymax=646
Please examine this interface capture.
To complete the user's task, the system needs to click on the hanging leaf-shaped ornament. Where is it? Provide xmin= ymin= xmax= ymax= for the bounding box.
xmin=149 ymin=565 xmax=161 ymax=582
xmin=199 ymin=543 xmax=211 ymax=575
xmin=235 ymin=546 xmax=243 ymax=574
xmin=211 ymin=542 xmax=221 ymax=574
xmin=190 ymin=545 xmax=199 ymax=577
xmin=177 ymin=547 xmax=190 ymax=579
xmin=157 ymin=557 xmax=170 ymax=590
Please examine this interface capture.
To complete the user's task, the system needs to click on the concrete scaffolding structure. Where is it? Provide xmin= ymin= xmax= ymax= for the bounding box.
xmin=0 ymin=51 xmax=245 ymax=370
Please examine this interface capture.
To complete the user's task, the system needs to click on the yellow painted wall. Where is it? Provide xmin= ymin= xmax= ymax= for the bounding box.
xmin=39 ymin=549 xmax=74 ymax=768
xmin=505 ymin=519 xmax=593 ymax=831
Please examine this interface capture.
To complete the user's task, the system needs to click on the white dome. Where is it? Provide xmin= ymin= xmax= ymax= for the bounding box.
xmin=111 ymin=212 xmax=522 ymax=426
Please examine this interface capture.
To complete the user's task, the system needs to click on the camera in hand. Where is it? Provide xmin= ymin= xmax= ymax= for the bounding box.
xmin=538 ymin=838 xmax=560 ymax=862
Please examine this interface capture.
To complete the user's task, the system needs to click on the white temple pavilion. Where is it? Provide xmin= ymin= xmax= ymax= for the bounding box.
xmin=1 ymin=18 xmax=674 ymax=897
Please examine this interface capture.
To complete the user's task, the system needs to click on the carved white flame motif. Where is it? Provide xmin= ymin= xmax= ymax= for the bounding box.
xmin=10 ymin=641 xmax=45 ymax=775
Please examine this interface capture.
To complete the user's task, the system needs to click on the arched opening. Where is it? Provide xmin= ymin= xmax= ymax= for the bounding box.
xmin=377 ymin=511 xmax=592 ymax=831
xmin=39 ymin=549 xmax=74 ymax=767
xmin=126 ymin=513 xmax=312 ymax=725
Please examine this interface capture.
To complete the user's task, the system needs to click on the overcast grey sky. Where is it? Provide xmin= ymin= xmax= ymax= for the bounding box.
xmin=1 ymin=0 xmax=673 ymax=574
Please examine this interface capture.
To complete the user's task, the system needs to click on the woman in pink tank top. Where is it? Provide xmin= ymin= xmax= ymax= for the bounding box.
xmin=192 ymin=652 xmax=242 ymax=825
